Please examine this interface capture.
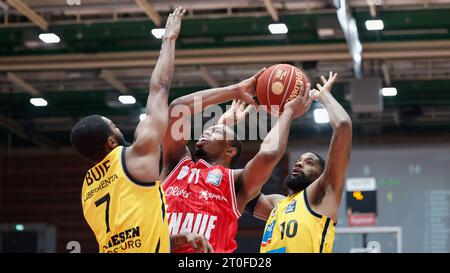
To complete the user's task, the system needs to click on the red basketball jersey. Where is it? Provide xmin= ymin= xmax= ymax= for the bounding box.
xmin=162 ymin=156 xmax=241 ymax=253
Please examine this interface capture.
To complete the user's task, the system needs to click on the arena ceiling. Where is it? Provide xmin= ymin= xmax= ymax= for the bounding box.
xmin=1 ymin=0 xmax=450 ymax=149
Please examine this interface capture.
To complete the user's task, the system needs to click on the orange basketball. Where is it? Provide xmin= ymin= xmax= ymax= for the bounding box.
xmin=256 ymin=64 xmax=309 ymax=114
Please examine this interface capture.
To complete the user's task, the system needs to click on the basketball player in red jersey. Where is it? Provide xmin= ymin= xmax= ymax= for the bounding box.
xmin=161 ymin=70 xmax=313 ymax=252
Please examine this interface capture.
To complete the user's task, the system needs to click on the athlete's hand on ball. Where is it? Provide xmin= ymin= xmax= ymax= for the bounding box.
xmin=310 ymin=71 xmax=338 ymax=101
xmin=217 ymin=100 xmax=255 ymax=127
xmin=283 ymin=82 xmax=313 ymax=119
xmin=235 ymin=67 xmax=267 ymax=108
xmin=164 ymin=6 xmax=186 ymax=40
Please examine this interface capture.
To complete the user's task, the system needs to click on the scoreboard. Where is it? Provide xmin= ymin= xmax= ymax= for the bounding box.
xmin=346 ymin=177 xmax=378 ymax=226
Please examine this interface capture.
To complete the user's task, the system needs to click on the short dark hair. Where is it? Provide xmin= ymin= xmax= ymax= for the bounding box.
xmin=70 ymin=115 xmax=112 ymax=163
xmin=311 ymin=152 xmax=325 ymax=173
xmin=229 ymin=139 xmax=243 ymax=167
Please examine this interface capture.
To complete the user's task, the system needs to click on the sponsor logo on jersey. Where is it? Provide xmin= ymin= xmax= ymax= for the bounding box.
xmin=177 ymin=166 xmax=189 ymax=180
xmin=199 ymin=190 xmax=228 ymax=202
xmin=167 ymin=212 xmax=218 ymax=240
xmin=83 ymin=173 xmax=118 ymax=202
xmin=102 ymin=226 xmax=142 ymax=253
xmin=165 ymin=186 xmax=191 ymax=199
xmin=285 ymin=199 xmax=297 ymax=214
xmin=85 ymin=159 xmax=111 ymax=186
xmin=261 ymin=220 xmax=276 ymax=247
xmin=206 ymin=168 xmax=223 ymax=186
xmin=271 ymin=205 xmax=278 ymax=218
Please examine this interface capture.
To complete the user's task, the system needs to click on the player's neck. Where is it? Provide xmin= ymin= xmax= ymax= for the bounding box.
xmin=197 ymin=157 xmax=229 ymax=168
xmin=288 ymin=188 xmax=302 ymax=196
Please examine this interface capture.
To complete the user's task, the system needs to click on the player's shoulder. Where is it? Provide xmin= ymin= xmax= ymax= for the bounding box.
xmin=215 ymin=164 xmax=233 ymax=172
xmin=267 ymin=194 xmax=287 ymax=205
xmin=175 ymin=155 xmax=194 ymax=168
xmin=228 ymin=168 xmax=244 ymax=182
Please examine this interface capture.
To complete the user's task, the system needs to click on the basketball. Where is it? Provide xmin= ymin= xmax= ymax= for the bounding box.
xmin=256 ymin=64 xmax=309 ymax=114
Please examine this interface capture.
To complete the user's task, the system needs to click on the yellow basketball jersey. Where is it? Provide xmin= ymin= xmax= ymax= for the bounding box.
xmin=260 ymin=190 xmax=335 ymax=253
xmin=81 ymin=146 xmax=170 ymax=253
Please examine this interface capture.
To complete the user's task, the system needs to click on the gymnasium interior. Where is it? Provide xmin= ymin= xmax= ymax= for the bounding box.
xmin=0 ymin=0 xmax=449 ymax=253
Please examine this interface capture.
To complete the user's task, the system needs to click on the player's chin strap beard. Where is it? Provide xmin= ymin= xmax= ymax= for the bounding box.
xmin=284 ymin=174 xmax=314 ymax=194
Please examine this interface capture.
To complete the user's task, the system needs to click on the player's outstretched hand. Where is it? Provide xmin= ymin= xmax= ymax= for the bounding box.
xmin=164 ymin=6 xmax=186 ymax=40
xmin=235 ymin=67 xmax=266 ymax=109
xmin=217 ymin=99 xmax=255 ymax=127
xmin=310 ymin=71 xmax=338 ymax=101
xmin=283 ymin=82 xmax=313 ymax=120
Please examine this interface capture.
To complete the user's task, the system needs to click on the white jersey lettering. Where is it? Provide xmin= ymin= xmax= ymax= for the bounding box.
xmin=168 ymin=213 xmax=217 ymax=240
xmin=204 ymin=215 xmax=217 ymax=240
xmin=168 ymin=212 xmax=183 ymax=234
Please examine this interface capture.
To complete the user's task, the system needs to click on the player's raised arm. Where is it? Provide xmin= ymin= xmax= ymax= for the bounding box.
xmin=125 ymin=7 xmax=186 ymax=182
xmin=170 ymin=68 xmax=265 ymax=113
xmin=309 ymin=72 xmax=352 ymax=212
xmin=234 ymin=84 xmax=313 ymax=212
xmin=161 ymin=69 xmax=266 ymax=177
